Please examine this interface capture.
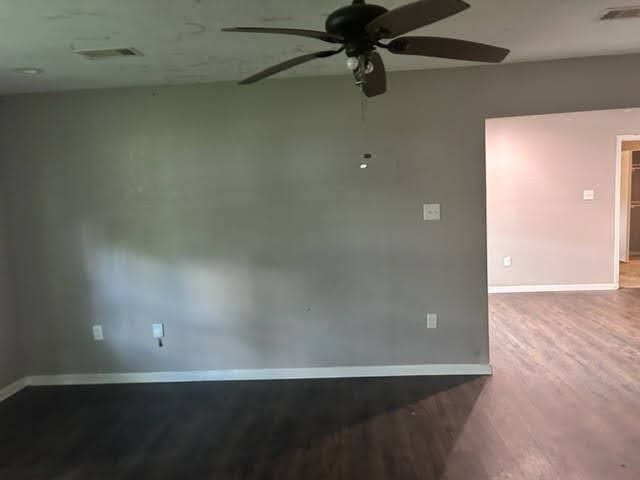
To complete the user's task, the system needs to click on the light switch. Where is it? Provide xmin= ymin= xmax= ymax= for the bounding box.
xmin=152 ymin=323 xmax=165 ymax=339
xmin=503 ymin=256 xmax=512 ymax=267
xmin=583 ymin=190 xmax=595 ymax=200
xmin=423 ymin=204 xmax=441 ymax=221
xmin=426 ymin=313 xmax=438 ymax=329
xmin=92 ymin=325 xmax=104 ymax=341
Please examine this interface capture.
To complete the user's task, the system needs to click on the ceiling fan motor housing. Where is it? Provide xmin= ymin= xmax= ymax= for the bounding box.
xmin=325 ymin=2 xmax=388 ymax=56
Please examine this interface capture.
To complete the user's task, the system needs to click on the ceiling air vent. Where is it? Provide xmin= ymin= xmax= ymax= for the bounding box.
xmin=74 ymin=47 xmax=143 ymax=60
xmin=600 ymin=6 xmax=640 ymax=20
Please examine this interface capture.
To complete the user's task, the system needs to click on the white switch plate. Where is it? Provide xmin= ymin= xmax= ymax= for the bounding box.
xmin=583 ymin=190 xmax=595 ymax=200
xmin=503 ymin=256 xmax=512 ymax=267
xmin=423 ymin=204 xmax=441 ymax=221
xmin=152 ymin=323 xmax=165 ymax=339
xmin=426 ymin=313 xmax=438 ymax=329
xmin=92 ymin=325 xmax=104 ymax=341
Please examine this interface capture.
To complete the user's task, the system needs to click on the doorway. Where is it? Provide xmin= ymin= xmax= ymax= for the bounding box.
xmin=486 ymin=109 xmax=640 ymax=293
xmin=618 ymin=137 xmax=640 ymax=288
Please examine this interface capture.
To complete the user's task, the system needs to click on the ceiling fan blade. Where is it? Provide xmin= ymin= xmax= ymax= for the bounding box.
xmin=238 ymin=49 xmax=342 ymax=85
xmin=222 ymin=27 xmax=343 ymax=44
xmin=388 ymin=36 xmax=510 ymax=63
xmin=366 ymin=0 xmax=469 ymax=39
xmin=361 ymin=52 xmax=387 ymax=97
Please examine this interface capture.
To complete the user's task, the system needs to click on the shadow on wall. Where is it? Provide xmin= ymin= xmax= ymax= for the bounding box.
xmin=79 ymin=224 xmax=404 ymax=370
xmin=0 ymin=375 xmax=487 ymax=478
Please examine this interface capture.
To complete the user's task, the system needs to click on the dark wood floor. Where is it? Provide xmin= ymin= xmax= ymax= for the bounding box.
xmin=1 ymin=290 xmax=638 ymax=479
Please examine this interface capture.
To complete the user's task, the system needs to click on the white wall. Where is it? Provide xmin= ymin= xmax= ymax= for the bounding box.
xmin=486 ymin=108 xmax=640 ymax=289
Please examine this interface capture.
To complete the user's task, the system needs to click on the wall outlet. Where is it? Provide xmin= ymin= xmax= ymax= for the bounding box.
xmin=152 ymin=323 xmax=165 ymax=339
xmin=92 ymin=325 xmax=104 ymax=341
xmin=583 ymin=189 xmax=595 ymax=200
xmin=426 ymin=313 xmax=438 ymax=329
xmin=423 ymin=204 xmax=441 ymax=221
xmin=503 ymin=256 xmax=512 ymax=267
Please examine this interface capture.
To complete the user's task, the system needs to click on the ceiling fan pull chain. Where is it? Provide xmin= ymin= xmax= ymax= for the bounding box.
xmin=360 ymin=83 xmax=366 ymax=123
xmin=360 ymin=80 xmax=370 ymax=164
xmin=358 ymin=53 xmax=369 ymax=125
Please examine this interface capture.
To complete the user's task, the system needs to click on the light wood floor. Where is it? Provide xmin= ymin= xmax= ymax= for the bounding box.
xmin=620 ymin=259 xmax=640 ymax=288
xmin=487 ymin=290 xmax=639 ymax=479
xmin=0 ymin=290 xmax=638 ymax=479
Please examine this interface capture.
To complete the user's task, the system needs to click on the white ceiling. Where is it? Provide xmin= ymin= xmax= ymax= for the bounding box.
xmin=1 ymin=0 xmax=640 ymax=94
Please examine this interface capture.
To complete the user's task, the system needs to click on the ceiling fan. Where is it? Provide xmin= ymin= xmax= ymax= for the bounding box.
xmin=222 ymin=0 xmax=510 ymax=97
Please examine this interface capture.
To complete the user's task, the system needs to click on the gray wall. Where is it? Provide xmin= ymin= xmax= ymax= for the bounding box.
xmin=0 ymin=175 xmax=22 ymax=388
xmin=2 ymin=54 xmax=640 ymax=376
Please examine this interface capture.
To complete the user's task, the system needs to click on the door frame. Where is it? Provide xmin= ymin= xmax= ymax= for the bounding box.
xmin=615 ymin=135 xmax=640 ymax=281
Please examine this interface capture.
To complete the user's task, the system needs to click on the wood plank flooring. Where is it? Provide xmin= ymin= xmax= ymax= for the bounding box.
xmin=620 ymin=259 xmax=640 ymax=288
xmin=0 ymin=289 xmax=638 ymax=479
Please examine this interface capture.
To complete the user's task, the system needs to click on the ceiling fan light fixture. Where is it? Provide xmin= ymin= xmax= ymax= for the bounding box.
xmin=346 ymin=57 xmax=360 ymax=70
xmin=222 ymin=0 xmax=509 ymax=97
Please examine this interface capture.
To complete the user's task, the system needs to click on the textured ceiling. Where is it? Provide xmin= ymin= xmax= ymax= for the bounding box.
xmin=1 ymin=0 xmax=640 ymax=93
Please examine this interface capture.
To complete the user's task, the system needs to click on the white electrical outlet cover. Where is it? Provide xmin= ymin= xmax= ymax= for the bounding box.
xmin=423 ymin=204 xmax=441 ymax=221
xmin=427 ymin=313 xmax=438 ymax=329
xmin=152 ymin=323 xmax=165 ymax=339
xmin=503 ymin=256 xmax=512 ymax=267
xmin=92 ymin=325 xmax=104 ymax=341
xmin=583 ymin=190 xmax=595 ymax=200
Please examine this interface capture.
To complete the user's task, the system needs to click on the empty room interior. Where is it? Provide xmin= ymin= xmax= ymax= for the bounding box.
xmin=0 ymin=1 xmax=638 ymax=479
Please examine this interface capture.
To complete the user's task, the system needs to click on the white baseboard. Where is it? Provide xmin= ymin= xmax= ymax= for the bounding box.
xmin=488 ymin=283 xmax=618 ymax=293
xmin=26 ymin=364 xmax=492 ymax=386
xmin=0 ymin=364 xmax=492 ymax=402
xmin=0 ymin=378 xmax=28 ymax=403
